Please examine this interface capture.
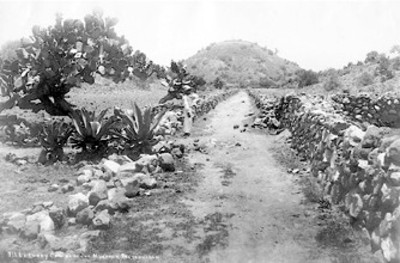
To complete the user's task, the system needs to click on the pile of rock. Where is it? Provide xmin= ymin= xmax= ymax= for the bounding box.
xmin=0 ymin=142 xmax=183 ymax=254
xmin=247 ymin=91 xmax=283 ymax=132
xmin=252 ymin=92 xmax=400 ymax=262
xmin=332 ymin=92 xmax=400 ymax=128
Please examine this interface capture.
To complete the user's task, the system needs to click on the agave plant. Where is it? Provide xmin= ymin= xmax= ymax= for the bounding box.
xmin=70 ymin=108 xmax=116 ymax=154
xmin=113 ymin=103 xmax=166 ymax=155
xmin=38 ymin=120 xmax=73 ymax=164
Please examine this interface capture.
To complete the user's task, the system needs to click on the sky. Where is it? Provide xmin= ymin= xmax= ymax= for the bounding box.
xmin=0 ymin=0 xmax=399 ymax=71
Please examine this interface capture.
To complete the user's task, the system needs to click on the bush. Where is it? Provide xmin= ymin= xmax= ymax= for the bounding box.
xmin=365 ymin=51 xmax=380 ymax=64
xmin=375 ymin=55 xmax=394 ymax=81
xmin=213 ymin=77 xmax=224 ymax=89
xmin=0 ymin=40 xmax=21 ymax=61
xmin=296 ymin=69 xmax=319 ymax=88
xmin=391 ymin=57 xmax=400 ymax=71
xmin=259 ymin=77 xmax=277 ymax=88
xmin=357 ymin=72 xmax=374 ymax=87
xmin=323 ymin=74 xmax=341 ymax=91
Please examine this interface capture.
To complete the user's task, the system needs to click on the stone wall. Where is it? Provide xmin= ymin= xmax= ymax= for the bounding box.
xmin=332 ymin=93 xmax=400 ymax=128
xmin=249 ymin=90 xmax=400 ymax=263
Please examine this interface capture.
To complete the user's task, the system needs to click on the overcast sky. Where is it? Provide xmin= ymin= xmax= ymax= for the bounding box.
xmin=0 ymin=0 xmax=399 ymax=71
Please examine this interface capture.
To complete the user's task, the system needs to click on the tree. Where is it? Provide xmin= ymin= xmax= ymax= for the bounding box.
xmin=390 ymin=45 xmax=400 ymax=56
xmin=0 ymin=40 xmax=21 ymax=61
xmin=0 ymin=10 xmax=161 ymax=116
xmin=365 ymin=51 xmax=379 ymax=64
xmin=295 ymin=69 xmax=319 ymax=88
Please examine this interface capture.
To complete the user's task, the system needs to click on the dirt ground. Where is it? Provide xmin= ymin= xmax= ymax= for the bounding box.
xmin=177 ymin=91 xmax=383 ymax=263
xmin=0 ymin=91 xmax=385 ymax=263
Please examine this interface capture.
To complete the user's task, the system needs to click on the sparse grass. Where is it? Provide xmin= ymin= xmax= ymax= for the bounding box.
xmin=270 ymin=137 xmax=303 ymax=171
xmin=300 ymin=176 xmax=325 ymax=204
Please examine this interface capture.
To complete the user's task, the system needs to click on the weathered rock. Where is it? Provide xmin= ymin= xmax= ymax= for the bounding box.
xmin=153 ymin=141 xmax=172 ymax=153
xmin=118 ymin=162 xmax=142 ymax=174
xmin=94 ymin=200 xmax=115 ymax=214
xmin=99 ymin=170 xmax=112 ymax=182
xmin=76 ymin=168 xmax=93 ymax=178
xmin=6 ymin=212 xmax=26 ymax=234
xmin=39 ymin=233 xmax=79 ymax=252
xmin=121 ymin=177 xmax=140 ymax=198
xmin=22 ymin=211 xmax=54 ymax=239
xmin=40 ymin=214 xmax=55 ymax=234
xmin=171 ymin=147 xmax=183 ymax=159
xmin=67 ymin=218 xmax=76 ymax=226
xmin=381 ymin=234 xmax=398 ymax=262
xmin=102 ymin=160 xmax=120 ymax=174
xmin=385 ymin=139 xmax=400 ymax=166
xmin=158 ymin=153 xmax=175 ymax=172
xmin=67 ymin=193 xmax=89 ymax=216
xmin=76 ymin=174 xmax=92 ymax=185
xmin=61 ymin=183 xmax=74 ymax=193
xmin=107 ymin=154 xmax=133 ymax=165
xmin=92 ymin=209 xmax=110 ymax=229
xmin=21 ymin=219 xmax=40 ymax=240
xmin=108 ymin=189 xmax=130 ymax=212
xmin=140 ymin=176 xmax=157 ymax=189
xmin=137 ymin=154 xmax=159 ymax=167
xmin=48 ymin=184 xmax=59 ymax=192
xmin=78 ymin=230 xmax=101 ymax=252
xmin=88 ymin=180 xmax=108 ymax=206
xmin=48 ymin=206 xmax=65 ymax=229
xmin=42 ymin=201 xmax=53 ymax=208
xmin=76 ymin=207 xmax=94 ymax=226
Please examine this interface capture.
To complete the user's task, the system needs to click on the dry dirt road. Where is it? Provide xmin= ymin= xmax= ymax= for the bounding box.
xmin=181 ymin=91 xmax=380 ymax=263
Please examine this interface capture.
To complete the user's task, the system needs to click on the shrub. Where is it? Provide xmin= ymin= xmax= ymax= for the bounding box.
xmin=375 ymin=55 xmax=394 ymax=81
xmin=38 ymin=120 xmax=73 ymax=164
xmin=213 ymin=77 xmax=224 ymax=89
xmin=391 ymin=57 xmax=400 ymax=71
xmin=70 ymin=108 xmax=116 ymax=155
xmin=323 ymin=74 xmax=341 ymax=91
xmin=259 ymin=77 xmax=277 ymax=88
xmin=113 ymin=103 xmax=166 ymax=157
xmin=295 ymin=69 xmax=319 ymax=88
xmin=0 ymin=40 xmax=21 ymax=61
xmin=357 ymin=72 xmax=374 ymax=87
xmin=365 ymin=51 xmax=379 ymax=64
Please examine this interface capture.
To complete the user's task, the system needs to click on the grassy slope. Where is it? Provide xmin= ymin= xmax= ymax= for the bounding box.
xmin=184 ymin=40 xmax=300 ymax=86
xmin=255 ymin=60 xmax=400 ymax=98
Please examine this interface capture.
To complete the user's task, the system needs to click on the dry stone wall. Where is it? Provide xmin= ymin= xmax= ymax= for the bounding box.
xmin=332 ymin=93 xmax=400 ymax=128
xmin=249 ymin=90 xmax=400 ymax=263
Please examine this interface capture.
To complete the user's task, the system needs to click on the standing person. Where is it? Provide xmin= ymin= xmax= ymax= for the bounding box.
xmin=158 ymin=62 xmax=199 ymax=136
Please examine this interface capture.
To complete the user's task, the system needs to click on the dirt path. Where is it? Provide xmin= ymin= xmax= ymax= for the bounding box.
xmin=181 ymin=91 xmax=377 ymax=263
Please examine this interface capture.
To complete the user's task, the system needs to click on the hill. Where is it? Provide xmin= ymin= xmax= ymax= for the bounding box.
xmin=184 ymin=40 xmax=300 ymax=88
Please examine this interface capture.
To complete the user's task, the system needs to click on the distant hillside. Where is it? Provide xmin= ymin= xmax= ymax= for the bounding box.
xmin=184 ymin=40 xmax=300 ymax=88
xmin=306 ymin=53 xmax=400 ymax=96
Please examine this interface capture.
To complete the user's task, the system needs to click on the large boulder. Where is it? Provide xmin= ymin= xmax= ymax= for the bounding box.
xmin=67 ymin=193 xmax=89 ymax=216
